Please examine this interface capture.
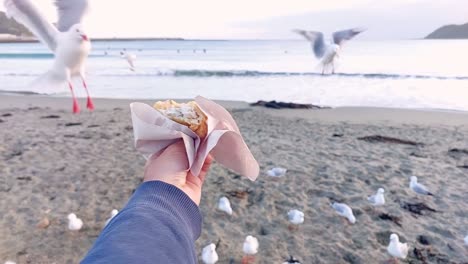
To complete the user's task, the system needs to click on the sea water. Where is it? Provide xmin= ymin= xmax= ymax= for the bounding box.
xmin=0 ymin=39 xmax=467 ymax=111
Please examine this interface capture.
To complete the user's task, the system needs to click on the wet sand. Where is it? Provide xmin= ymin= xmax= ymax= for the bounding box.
xmin=0 ymin=95 xmax=467 ymax=263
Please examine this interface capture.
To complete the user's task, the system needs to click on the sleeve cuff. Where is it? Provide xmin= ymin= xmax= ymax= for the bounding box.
xmin=124 ymin=181 xmax=202 ymax=240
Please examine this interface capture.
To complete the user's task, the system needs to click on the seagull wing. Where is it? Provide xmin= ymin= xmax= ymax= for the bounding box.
xmin=332 ymin=28 xmax=365 ymax=46
xmin=4 ymin=0 xmax=58 ymax=51
xmin=54 ymin=0 xmax=90 ymax=32
xmin=400 ymin=243 xmax=409 ymax=258
xmin=126 ymin=55 xmax=135 ymax=68
xmin=332 ymin=203 xmax=348 ymax=216
xmin=292 ymin=29 xmax=326 ymax=58
xmin=412 ymin=183 xmax=430 ymax=195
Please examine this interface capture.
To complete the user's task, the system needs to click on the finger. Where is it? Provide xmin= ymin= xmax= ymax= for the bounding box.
xmin=198 ymin=155 xmax=213 ymax=184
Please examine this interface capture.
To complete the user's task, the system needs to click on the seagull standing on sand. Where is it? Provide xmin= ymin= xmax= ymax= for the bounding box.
xmin=293 ymin=28 xmax=365 ymax=74
xmin=287 ymin=209 xmax=304 ymax=225
xmin=267 ymin=167 xmax=287 ymax=177
xmin=367 ymin=188 xmax=385 ymax=206
xmin=201 ymin=243 xmax=219 ymax=264
xmin=217 ymin=196 xmax=233 ymax=215
xmin=105 ymin=209 xmax=119 ymax=226
xmin=242 ymin=235 xmax=259 ymax=264
xmin=67 ymin=213 xmax=83 ymax=231
xmin=387 ymin=234 xmax=408 ymax=262
xmin=331 ymin=202 xmax=356 ymax=224
xmin=409 ymin=176 xmax=434 ymax=196
xmin=4 ymin=0 xmax=93 ymax=114
xmin=120 ymin=50 xmax=136 ymax=71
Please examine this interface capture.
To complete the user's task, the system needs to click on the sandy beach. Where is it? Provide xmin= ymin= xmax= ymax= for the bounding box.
xmin=0 ymin=94 xmax=467 ymax=264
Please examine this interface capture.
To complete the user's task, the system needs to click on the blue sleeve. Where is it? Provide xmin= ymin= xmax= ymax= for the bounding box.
xmin=81 ymin=181 xmax=202 ymax=264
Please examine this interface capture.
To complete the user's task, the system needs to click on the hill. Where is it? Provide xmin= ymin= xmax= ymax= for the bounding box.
xmin=425 ymin=22 xmax=468 ymax=39
xmin=0 ymin=11 xmax=32 ymax=36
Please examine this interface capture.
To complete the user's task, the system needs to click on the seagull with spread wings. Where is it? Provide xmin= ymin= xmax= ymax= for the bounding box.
xmin=4 ymin=0 xmax=93 ymax=113
xmin=293 ymin=28 xmax=365 ymax=75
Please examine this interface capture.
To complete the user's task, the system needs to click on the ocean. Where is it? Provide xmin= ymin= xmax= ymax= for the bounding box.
xmin=1 ymin=39 xmax=468 ymax=111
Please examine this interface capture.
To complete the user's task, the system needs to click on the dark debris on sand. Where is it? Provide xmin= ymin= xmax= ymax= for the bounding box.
xmin=250 ymin=100 xmax=330 ymax=110
xmin=358 ymin=135 xmax=423 ymax=146
xmin=284 ymin=256 xmax=301 ymax=263
xmin=1 ymin=113 xmax=12 ymax=117
xmin=64 ymin=122 xmax=82 ymax=127
xmin=409 ymin=247 xmax=458 ymax=264
xmin=41 ymin=115 xmax=61 ymax=119
xmin=448 ymin=148 xmax=468 ymax=155
xmin=378 ymin=213 xmax=403 ymax=227
xmin=417 ymin=235 xmax=431 ymax=245
xmin=225 ymin=189 xmax=251 ymax=199
xmin=399 ymin=201 xmax=437 ymax=216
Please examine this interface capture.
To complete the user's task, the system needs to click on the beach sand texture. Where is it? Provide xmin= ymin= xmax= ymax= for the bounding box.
xmin=0 ymin=95 xmax=467 ymax=263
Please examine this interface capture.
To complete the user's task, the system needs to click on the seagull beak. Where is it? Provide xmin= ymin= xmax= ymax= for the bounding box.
xmin=81 ymin=34 xmax=89 ymax=41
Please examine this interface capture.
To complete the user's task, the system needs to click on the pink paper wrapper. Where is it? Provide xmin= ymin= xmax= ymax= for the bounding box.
xmin=130 ymin=96 xmax=259 ymax=181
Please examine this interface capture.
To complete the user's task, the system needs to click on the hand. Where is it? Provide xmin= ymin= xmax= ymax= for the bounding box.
xmin=143 ymin=140 xmax=213 ymax=205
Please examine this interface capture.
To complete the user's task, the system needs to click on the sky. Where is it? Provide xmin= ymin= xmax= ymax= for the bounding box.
xmin=1 ymin=0 xmax=467 ymax=40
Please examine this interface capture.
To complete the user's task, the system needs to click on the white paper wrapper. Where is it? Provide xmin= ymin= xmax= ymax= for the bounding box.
xmin=130 ymin=96 xmax=259 ymax=181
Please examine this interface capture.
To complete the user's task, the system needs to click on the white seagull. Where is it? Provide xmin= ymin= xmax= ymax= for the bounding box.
xmin=201 ymin=243 xmax=219 ymax=264
xmin=217 ymin=196 xmax=233 ymax=215
xmin=387 ymin=234 xmax=408 ymax=261
xmin=267 ymin=167 xmax=287 ymax=177
xmin=464 ymin=235 xmax=468 ymax=246
xmin=105 ymin=209 xmax=119 ymax=226
xmin=331 ymin=202 xmax=356 ymax=224
xmin=120 ymin=50 xmax=136 ymax=71
xmin=367 ymin=188 xmax=385 ymax=206
xmin=67 ymin=213 xmax=83 ymax=231
xmin=287 ymin=209 xmax=304 ymax=225
xmin=4 ymin=0 xmax=93 ymax=114
xmin=243 ymin=235 xmax=259 ymax=255
xmin=409 ymin=176 xmax=433 ymax=196
xmin=293 ymin=28 xmax=365 ymax=74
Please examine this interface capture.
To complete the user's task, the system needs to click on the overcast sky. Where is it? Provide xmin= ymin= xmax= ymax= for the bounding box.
xmin=1 ymin=0 xmax=467 ymax=39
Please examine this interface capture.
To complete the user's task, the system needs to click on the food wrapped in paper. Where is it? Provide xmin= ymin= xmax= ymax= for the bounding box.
xmin=130 ymin=96 xmax=259 ymax=181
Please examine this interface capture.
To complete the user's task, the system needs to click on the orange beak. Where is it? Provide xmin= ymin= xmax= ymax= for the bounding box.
xmin=81 ymin=34 xmax=89 ymax=41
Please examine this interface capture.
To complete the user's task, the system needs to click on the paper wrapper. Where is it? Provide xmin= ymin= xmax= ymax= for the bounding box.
xmin=130 ymin=96 xmax=259 ymax=181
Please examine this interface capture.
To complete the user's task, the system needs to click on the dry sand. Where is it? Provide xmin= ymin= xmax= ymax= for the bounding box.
xmin=0 ymin=95 xmax=467 ymax=264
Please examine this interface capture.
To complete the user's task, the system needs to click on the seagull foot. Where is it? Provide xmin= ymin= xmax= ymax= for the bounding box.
xmin=241 ymin=255 xmax=255 ymax=264
xmin=86 ymin=97 xmax=95 ymax=111
xmin=72 ymin=99 xmax=80 ymax=114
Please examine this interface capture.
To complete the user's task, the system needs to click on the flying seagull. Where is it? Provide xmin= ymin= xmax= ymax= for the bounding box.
xmin=293 ymin=28 xmax=365 ymax=74
xmin=4 ymin=0 xmax=93 ymax=113
xmin=120 ymin=49 xmax=137 ymax=71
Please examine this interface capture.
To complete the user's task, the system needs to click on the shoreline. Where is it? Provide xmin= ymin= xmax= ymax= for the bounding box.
xmin=1 ymin=94 xmax=467 ymax=126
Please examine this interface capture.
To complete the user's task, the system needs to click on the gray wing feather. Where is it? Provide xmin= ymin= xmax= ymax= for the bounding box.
xmin=413 ymin=183 xmax=430 ymax=195
xmin=293 ymin=29 xmax=326 ymax=58
xmin=55 ymin=0 xmax=90 ymax=32
xmin=4 ymin=0 xmax=58 ymax=51
xmin=332 ymin=203 xmax=347 ymax=214
xmin=333 ymin=28 xmax=365 ymax=46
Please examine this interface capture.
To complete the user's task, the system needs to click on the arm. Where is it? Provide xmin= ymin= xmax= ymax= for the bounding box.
xmin=81 ymin=141 xmax=212 ymax=264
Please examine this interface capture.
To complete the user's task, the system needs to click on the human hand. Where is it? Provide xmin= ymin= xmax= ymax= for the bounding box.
xmin=143 ymin=140 xmax=213 ymax=205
